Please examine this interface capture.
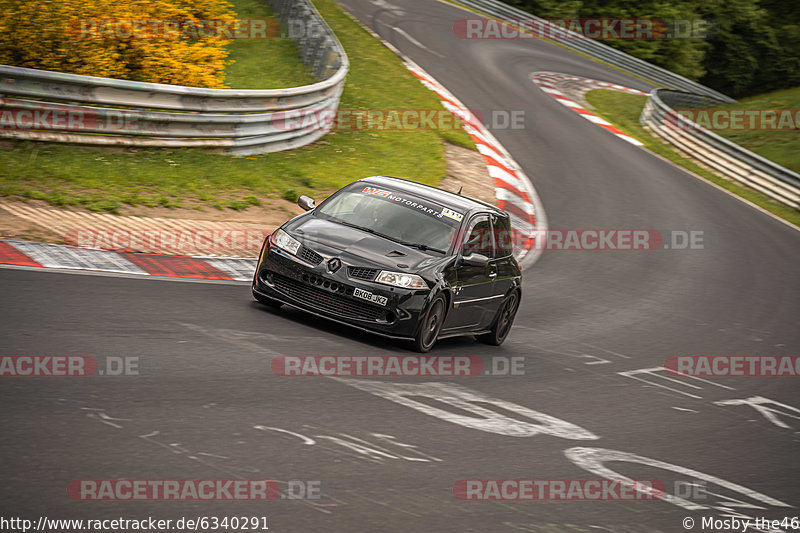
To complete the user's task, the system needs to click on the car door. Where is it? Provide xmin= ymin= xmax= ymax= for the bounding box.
xmin=479 ymin=213 xmax=515 ymax=328
xmin=444 ymin=214 xmax=498 ymax=329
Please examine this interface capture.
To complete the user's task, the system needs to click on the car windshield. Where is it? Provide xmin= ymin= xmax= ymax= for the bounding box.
xmin=317 ymin=184 xmax=463 ymax=253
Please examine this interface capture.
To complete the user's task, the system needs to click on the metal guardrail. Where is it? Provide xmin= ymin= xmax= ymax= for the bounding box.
xmin=641 ymin=90 xmax=800 ymax=210
xmin=454 ymin=0 xmax=734 ymax=102
xmin=0 ymin=0 xmax=349 ymax=155
xmin=456 ymin=0 xmax=800 ymax=210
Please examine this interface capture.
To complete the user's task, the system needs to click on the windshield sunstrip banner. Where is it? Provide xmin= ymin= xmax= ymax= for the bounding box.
xmin=361 ymin=186 xmax=464 ymax=224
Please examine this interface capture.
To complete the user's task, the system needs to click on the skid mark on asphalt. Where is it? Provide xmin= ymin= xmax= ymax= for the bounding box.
xmin=177 ymin=322 xmax=352 ymax=358
xmin=513 ymin=324 xmax=633 ymax=361
xmin=179 ymin=323 xmax=282 ymax=358
xmin=393 ymin=27 xmax=445 ymax=58
xmin=254 ymin=425 xmax=442 ymax=465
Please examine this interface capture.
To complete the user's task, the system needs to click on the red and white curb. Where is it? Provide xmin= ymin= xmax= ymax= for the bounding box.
xmin=0 ymin=21 xmax=549 ymax=280
xmin=532 ymin=71 xmax=647 ymax=146
xmin=339 ymin=9 xmax=546 ymax=269
xmin=407 ymin=64 xmax=541 ymax=262
xmin=0 ymin=239 xmax=256 ymax=281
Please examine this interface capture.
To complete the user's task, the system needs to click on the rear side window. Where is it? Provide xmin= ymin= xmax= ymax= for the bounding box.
xmin=463 ymin=215 xmax=495 ymax=257
xmin=492 ymin=214 xmax=513 ymax=257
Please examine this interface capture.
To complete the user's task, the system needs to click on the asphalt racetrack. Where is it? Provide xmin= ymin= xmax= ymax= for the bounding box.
xmin=1 ymin=0 xmax=799 ymax=531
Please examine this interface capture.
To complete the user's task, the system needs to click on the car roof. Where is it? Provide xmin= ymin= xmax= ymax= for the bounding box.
xmin=357 ymin=176 xmax=507 ymax=217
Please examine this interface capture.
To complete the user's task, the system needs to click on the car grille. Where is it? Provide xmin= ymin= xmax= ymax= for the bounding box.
xmin=273 ymin=274 xmax=385 ymax=322
xmin=347 ymin=266 xmax=379 ymax=281
xmin=299 ymin=246 xmax=323 ymax=265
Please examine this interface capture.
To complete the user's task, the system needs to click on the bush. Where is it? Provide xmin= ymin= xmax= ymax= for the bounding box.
xmin=0 ymin=0 xmax=235 ymax=88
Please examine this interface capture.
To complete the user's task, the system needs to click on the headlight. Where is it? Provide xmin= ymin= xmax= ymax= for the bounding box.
xmin=376 ymin=271 xmax=427 ymax=289
xmin=271 ymin=229 xmax=301 ymax=256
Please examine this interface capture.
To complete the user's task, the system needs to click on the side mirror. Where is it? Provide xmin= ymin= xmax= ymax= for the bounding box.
xmin=462 ymin=253 xmax=489 ymax=267
xmin=298 ymin=195 xmax=316 ymax=211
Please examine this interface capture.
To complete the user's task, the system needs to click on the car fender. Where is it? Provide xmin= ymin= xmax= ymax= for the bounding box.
xmin=487 ymin=285 xmax=522 ymax=328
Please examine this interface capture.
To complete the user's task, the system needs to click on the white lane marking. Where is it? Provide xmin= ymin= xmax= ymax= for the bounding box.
xmin=566 ymin=447 xmax=791 ymax=511
xmin=335 ymin=379 xmax=598 ymax=440
xmin=672 ymin=406 xmax=699 ymax=413
xmin=393 ymin=27 xmax=445 ymax=58
xmin=714 ymin=396 xmax=800 ymax=430
xmin=618 ymin=366 xmax=734 ymax=399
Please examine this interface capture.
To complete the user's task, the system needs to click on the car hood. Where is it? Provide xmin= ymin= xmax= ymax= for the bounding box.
xmin=285 ymin=216 xmax=447 ymax=273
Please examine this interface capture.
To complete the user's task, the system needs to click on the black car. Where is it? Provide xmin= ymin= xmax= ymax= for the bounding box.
xmin=252 ymin=176 xmax=522 ymax=352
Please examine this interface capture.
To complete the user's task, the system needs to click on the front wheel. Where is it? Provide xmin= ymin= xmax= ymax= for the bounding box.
xmin=411 ymin=294 xmax=447 ymax=353
xmin=478 ymin=291 xmax=520 ymax=346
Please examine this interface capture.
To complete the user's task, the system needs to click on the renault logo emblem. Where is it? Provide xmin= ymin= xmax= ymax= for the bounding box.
xmin=327 ymin=258 xmax=342 ymax=273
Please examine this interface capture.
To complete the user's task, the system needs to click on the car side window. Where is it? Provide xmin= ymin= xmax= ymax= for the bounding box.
xmin=491 ymin=214 xmax=513 ymax=257
xmin=462 ymin=215 xmax=494 ymax=258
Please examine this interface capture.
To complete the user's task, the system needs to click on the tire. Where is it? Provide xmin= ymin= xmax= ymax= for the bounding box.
xmin=411 ymin=293 xmax=447 ymax=353
xmin=253 ymin=291 xmax=283 ymax=309
xmin=478 ymin=291 xmax=520 ymax=346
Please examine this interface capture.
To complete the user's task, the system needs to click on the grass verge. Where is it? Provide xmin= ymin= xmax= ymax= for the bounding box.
xmin=0 ymin=0 xmax=474 ymax=213
xmin=584 ymin=89 xmax=800 ymax=227
xmin=703 ymin=86 xmax=800 ymax=174
xmin=223 ymin=0 xmax=317 ymax=89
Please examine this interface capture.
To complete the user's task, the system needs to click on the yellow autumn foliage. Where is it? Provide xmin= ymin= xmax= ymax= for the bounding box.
xmin=0 ymin=0 xmax=236 ymax=88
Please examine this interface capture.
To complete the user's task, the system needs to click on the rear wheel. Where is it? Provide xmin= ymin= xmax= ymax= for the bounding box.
xmin=411 ymin=294 xmax=447 ymax=353
xmin=253 ymin=291 xmax=283 ymax=309
xmin=478 ymin=291 xmax=520 ymax=346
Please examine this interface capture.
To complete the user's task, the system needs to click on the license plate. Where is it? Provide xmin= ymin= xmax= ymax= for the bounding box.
xmin=353 ymin=287 xmax=388 ymax=306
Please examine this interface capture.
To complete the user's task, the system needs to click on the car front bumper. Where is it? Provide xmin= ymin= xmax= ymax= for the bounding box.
xmin=252 ymin=242 xmax=433 ymax=341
